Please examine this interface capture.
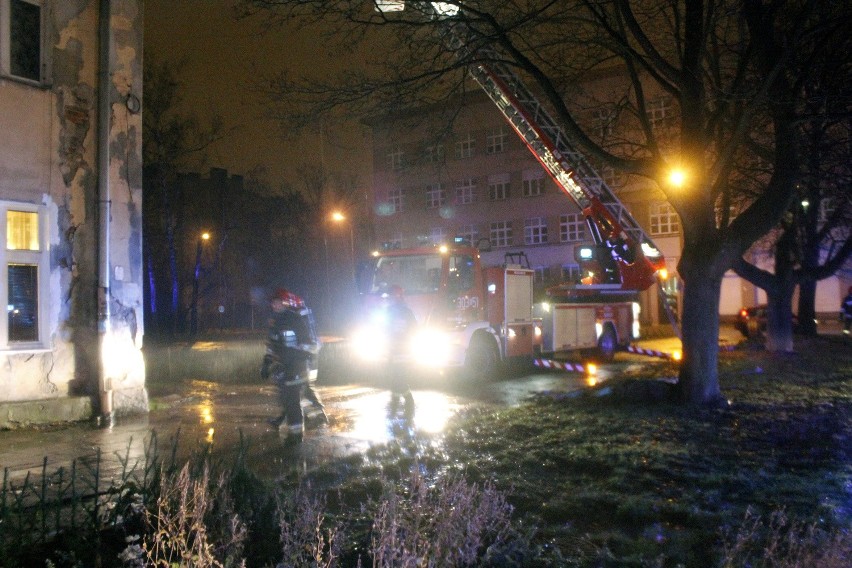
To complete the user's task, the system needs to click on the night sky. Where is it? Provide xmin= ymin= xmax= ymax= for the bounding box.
xmin=144 ymin=0 xmax=371 ymax=191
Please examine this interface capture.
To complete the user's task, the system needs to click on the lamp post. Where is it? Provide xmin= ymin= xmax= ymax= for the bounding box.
xmin=190 ymin=231 xmax=210 ymax=337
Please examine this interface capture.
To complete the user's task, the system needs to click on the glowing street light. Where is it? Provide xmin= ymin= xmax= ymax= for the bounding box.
xmin=190 ymin=230 xmax=210 ymax=336
xmin=668 ymin=169 xmax=686 ymax=188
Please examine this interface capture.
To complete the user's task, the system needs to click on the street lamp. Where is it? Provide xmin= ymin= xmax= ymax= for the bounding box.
xmin=190 ymin=231 xmax=210 ymax=337
xmin=668 ymin=168 xmax=686 ymax=188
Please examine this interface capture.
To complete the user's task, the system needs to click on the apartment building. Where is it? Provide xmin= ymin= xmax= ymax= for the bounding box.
xmin=0 ymin=1 xmax=146 ymax=426
xmin=368 ymin=90 xmax=682 ymax=326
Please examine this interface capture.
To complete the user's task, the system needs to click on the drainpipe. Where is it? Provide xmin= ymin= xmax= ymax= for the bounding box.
xmin=97 ymin=0 xmax=113 ymax=423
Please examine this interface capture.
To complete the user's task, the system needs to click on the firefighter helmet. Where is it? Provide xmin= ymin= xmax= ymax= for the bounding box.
xmin=272 ymin=288 xmax=304 ymax=309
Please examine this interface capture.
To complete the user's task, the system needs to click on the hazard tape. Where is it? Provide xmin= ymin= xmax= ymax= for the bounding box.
xmin=626 ymin=345 xmax=673 ymax=360
xmin=533 ymin=358 xmax=587 ymax=373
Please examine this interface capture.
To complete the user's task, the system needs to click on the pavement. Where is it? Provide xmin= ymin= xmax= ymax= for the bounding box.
xmin=0 ymin=323 xmax=843 ymax=487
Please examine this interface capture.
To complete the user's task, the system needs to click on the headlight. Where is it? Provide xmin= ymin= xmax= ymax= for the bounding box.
xmin=409 ymin=327 xmax=452 ymax=366
xmin=351 ymin=326 xmax=389 ymax=362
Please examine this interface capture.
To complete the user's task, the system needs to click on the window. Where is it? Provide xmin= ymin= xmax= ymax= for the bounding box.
xmin=429 ymin=227 xmax=446 ymax=245
xmin=486 ymin=126 xmax=507 ymax=154
xmin=560 ymin=213 xmax=586 ymax=242
xmin=522 ymin=169 xmax=545 ymax=197
xmin=487 ymin=173 xmax=510 ymax=201
xmin=1 ymin=202 xmax=47 ymax=347
xmin=425 ymin=143 xmax=444 ymax=164
xmin=455 ymin=178 xmax=476 ymax=205
xmin=490 ymin=221 xmax=512 ymax=248
xmin=562 ymin=264 xmax=582 ymax=283
xmin=650 ymin=202 xmax=680 ymax=235
xmin=425 ymin=183 xmax=446 ymax=209
xmin=524 ymin=217 xmax=548 ymax=245
xmin=455 ymin=131 xmax=475 ymax=159
xmin=383 ymin=233 xmax=403 ymax=250
xmin=387 ymin=188 xmax=404 ymax=213
xmin=646 ymin=97 xmax=675 ymax=129
xmin=448 ymin=255 xmax=475 ymax=292
xmin=2 ymin=0 xmax=43 ymax=83
xmin=386 ymin=146 xmax=405 ymax=171
xmin=593 ymin=107 xmax=615 ymax=139
xmin=457 ymin=224 xmax=478 ymax=245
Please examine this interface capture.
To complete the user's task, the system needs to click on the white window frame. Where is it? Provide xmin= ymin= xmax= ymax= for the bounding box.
xmin=562 ymin=264 xmax=582 ymax=282
xmin=455 ymin=178 xmax=476 ymax=205
xmin=650 ymin=201 xmax=680 ymax=235
xmin=522 ymin=169 xmax=545 ymax=197
xmin=0 ymin=200 xmax=48 ymax=350
xmin=387 ymin=187 xmax=404 ymax=213
xmin=425 ymin=143 xmax=444 ymax=164
xmin=425 ymin=183 xmax=446 ymax=209
xmin=0 ymin=0 xmax=48 ymax=85
xmin=487 ymin=173 xmax=510 ymax=201
xmin=524 ymin=217 xmax=548 ymax=245
xmin=485 ymin=126 xmax=507 ymax=154
xmin=429 ymin=226 xmax=446 ymax=246
xmin=490 ymin=221 xmax=512 ymax=248
xmin=457 ymin=224 xmax=478 ymax=245
xmin=647 ymin=97 xmax=674 ymax=129
xmin=560 ymin=213 xmax=586 ymax=242
xmin=386 ymin=146 xmax=405 ymax=171
xmin=455 ymin=131 xmax=475 ymax=159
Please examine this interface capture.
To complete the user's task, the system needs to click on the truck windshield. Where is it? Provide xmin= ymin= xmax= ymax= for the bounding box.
xmin=371 ymin=254 xmax=442 ymax=295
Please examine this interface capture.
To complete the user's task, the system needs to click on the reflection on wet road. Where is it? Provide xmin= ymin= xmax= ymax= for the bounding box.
xmin=0 ymin=368 xmax=599 ymax=482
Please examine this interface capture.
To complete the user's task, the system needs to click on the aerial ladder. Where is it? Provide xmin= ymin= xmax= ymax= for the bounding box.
xmin=376 ymin=2 xmax=681 ymax=337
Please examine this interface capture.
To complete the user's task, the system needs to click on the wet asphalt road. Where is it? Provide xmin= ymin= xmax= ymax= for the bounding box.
xmin=0 ymin=327 xmax=753 ymax=483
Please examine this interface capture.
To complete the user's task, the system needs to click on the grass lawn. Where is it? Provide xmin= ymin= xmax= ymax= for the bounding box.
xmin=293 ymin=334 xmax=851 ymax=566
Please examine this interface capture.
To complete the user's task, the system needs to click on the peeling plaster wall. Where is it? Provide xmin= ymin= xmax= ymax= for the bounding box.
xmin=0 ymin=0 xmax=146 ymax=420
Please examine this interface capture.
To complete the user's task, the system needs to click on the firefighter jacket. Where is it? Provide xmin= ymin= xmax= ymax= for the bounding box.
xmin=261 ymin=307 xmax=319 ymax=386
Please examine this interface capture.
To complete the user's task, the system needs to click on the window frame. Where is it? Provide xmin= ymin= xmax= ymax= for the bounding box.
xmin=487 ymin=173 xmax=510 ymax=201
xmin=0 ymin=0 xmax=48 ymax=86
xmin=649 ymin=201 xmax=681 ymax=235
xmin=559 ymin=213 xmax=586 ymax=242
xmin=524 ymin=217 xmax=548 ymax=245
xmin=0 ymin=200 xmax=49 ymax=350
xmin=485 ymin=126 xmax=507 ymax=154
xmin=425 ymin=183 xmax=446 ymax=209
xmin=489 ymin=221 xmax=513 ymax=248
xmin=455 ymin=177 xmax=476 ymax=205
xmin=387 ymin=187 xmax=404 ymax=213
xmin=455 ymin=131 xmax=475 ymax=159
xmin=522 ymin=169 xmax=545 ymax=197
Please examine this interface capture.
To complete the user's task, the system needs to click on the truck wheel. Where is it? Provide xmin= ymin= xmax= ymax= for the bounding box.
xmin=597 ymin=325 xmax=618 ymax=362
xmin=464 ymin=334 xmax=499 ymax=382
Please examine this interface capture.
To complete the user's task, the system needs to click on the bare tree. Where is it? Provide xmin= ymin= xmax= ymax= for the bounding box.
xmin=239 ymin=1 xmax=846 ymax=404
xmin=143 ymin=54 xmax=223 ymax=335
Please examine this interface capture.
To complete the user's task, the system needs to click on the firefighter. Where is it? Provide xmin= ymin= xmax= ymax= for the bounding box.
xmin=383 ymin=285 xmax=416 ymax=417
xmin=261 ymin=288 xmax=327 ymax=444
xmin=842 ymin=286 xmax=852 ymax=335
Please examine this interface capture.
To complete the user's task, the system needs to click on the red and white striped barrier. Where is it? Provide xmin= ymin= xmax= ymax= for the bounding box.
xmin=626 ymin=345 xmax=675 ymax=360
xmin=533 ymin=358 xmax=588 ymax=373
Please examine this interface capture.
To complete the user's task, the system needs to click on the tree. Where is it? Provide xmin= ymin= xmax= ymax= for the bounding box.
xmin=142 ymin=54 xmax=222 ymax=335
xmin=239 ymin=0 xmax=847 ymax=404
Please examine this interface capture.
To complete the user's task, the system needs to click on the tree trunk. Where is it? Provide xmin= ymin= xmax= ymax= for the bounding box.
xmin=677 ymin=266 xmax=724 ymax=405
xmin=797 ymin=279 xmax=818 ymax=336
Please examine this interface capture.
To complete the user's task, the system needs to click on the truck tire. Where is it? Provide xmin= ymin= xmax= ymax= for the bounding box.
xmin=464 ymin=334 xmax=499 ymax=382
xmin=597 ymin=325 xmax=618 ymax=362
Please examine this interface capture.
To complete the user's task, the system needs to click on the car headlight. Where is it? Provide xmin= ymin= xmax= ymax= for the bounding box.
xmin=409 ymin=327 xmax=452 ymax=366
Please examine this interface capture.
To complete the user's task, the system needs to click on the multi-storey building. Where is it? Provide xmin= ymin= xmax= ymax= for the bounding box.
xmin=367 ymin=89 xmax=848 ymax=327
xmin=0 ymin=1 xmax=146 ymax=426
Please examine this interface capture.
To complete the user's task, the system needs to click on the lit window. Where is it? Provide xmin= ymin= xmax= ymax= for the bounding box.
xmin=386 ymin=146 xmax=405 ymax=171
xmin=490 ymin=221 xmax=512 ymax=248
xmin=455 ymin=131 xmax=475 ymax=159
xmin=524 ymin=217 xmax=548 ymax=245
xmin=560 ymin=213 xmax=586 ymax=242
xmin=1 ymin=202 xmax=47 ymax=347
xmin=649 ymin=202 xmax=680 ymax=235
xmin=522 ymin=169 xmax=545 ymax=197
xmin=387 ymin=188 xmax=404 ymax=213
xmin=486 ymin=126 xmax=507 ymax=154
xmin=425 ymin=183 xmax=446 ymax=209
xmin=487 ymin=173 xmax=510 ymax=201
xmin=455 ymin=178 xmax=476 ymax=205
xmin=1 ymin=0 xmax=43 ymax=83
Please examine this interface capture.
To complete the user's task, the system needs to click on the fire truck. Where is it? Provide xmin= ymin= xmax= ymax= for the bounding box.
xmin=321 ymin=2 xmax=679 ymax=380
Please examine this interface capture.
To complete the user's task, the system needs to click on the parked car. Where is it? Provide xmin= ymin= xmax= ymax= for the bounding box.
xmin=735 ymin=305 xmax=798 ymax=338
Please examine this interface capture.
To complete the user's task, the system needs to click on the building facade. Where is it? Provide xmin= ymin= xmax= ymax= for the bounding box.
xmin=0 ymin=0 xmax=146 ymax=427
xmin=367 ymin=89 xmax=847 ymax=328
